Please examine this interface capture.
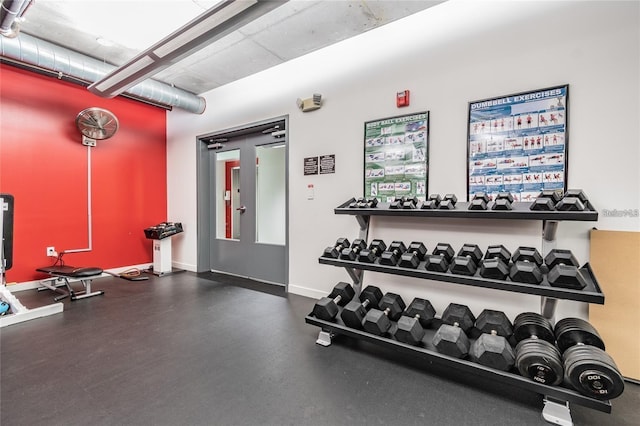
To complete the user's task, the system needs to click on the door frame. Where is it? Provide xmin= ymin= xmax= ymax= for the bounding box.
xmin=195 ymin=115 xmax=289 ymax=287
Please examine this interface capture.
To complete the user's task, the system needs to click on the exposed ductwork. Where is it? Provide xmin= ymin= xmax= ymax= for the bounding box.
xmin=0 ymin=32 xmax=206 ymax=114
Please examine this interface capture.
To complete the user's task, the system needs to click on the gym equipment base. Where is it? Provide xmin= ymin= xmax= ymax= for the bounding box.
xmin=305 ymin=312 xmax=612 ymax=418
xmin=147 ymin=267 xmax=186 ymax=277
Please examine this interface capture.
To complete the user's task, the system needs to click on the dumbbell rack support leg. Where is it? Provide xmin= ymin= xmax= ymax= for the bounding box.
xmin=542 ymin=397 xmax=573 ymax=426
xmin=541 ymin=220 xmax=559 ymax=322
xmin=315 ymin=214 xmax=370 ymax=347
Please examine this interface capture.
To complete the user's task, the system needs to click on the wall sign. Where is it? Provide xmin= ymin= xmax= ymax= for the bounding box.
xmin=467 ymin=85 xmax=569 ymax=202
xmin=364 ymin=111 xmax=429 ymax=201
xmin=303 ymin=156 xmax=318 ymax=175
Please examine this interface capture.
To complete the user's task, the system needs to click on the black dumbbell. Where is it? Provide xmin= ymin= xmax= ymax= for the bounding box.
xmin=439 ymin=193 xmax=458 ymax=210
xmin=450 ymin=243 xmax=483 ymax=276
xmin=479 ymin=245 xmax=511 ymax=280
xmin=363 ymin=293 xmax=406 ymax=336
xmin=432 ymin=303 xmax=476 ymax=358
xmin=349 ymin=197 xmax=379 ymax=208
xmin=379 ymin=241 xmax=407 ymax=266
xmin=393 ymin=298 xmax=436 ymax=346
xmin=509 ymin=247 xmax=543 ymax=284
xmin=322 ymin=237 xmax=351 ymax=258
xmin=555 ymin=318 xmax=624 ymax=400
xmin=358 ymin=239 xmax=387 ymax=263
xmin=556 ymin=189 xmax=588 ymax=211
xmin=421 ymin=194 xmax=442 ymax=209
xmin=398 ymin=242 xmax=428 ymax=269
xmin=471 ymin=309 xmax=515 ymax=371
xmin=492 ymin=192 xmax=514 ymax=211
xmin=469 ymin=192 xmax=490 ymax=210
xmin=311 ymin=282 xmax=355 ymax=321
xmin=340 ymin=285 xmax=384 ymax=329
xmin=424 ymin=243 xmax=455 ymax=272
xmin=390 ymin=196 xmax=417 ymax=209
xmin=530 ymin=189 xmax=562 ymax=211
xmin=513 ymin=312 xmax=563 ymax=386
xmin=545 ymin=249 xmax=587 ymax=289
xmin=339 ymin=239 xmax=367 ymax=261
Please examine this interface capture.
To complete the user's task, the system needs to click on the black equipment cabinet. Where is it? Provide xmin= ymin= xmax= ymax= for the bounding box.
xmin=305 ymin=198 xmax=611 ymax=423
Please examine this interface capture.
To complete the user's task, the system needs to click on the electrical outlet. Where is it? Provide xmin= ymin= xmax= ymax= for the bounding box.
xmin=46 ymin=246 xmax=56 ymax=257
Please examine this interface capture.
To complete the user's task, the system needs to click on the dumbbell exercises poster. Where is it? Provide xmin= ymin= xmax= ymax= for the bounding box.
xmin=467 ymin=85 xmax=568 ymax=202
xmin=364 ymin=112 xmax=429 ymax=202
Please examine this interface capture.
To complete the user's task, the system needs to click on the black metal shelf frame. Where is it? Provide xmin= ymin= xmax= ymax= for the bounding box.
xmin=335 ymin=198 xmax=599 ymax=222
xmin=308 ymin=197 xmax=608 ymax=423
xmin=305 ymin=313 xmax=612 ymax=414
xmin=318 ymin=258 xmax=605 ymax=304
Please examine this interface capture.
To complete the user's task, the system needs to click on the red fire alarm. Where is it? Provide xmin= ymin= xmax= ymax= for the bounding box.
xmin=397 ymin=90 xmax=410 ymax=107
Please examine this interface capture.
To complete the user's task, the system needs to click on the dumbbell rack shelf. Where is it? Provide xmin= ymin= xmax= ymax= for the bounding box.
xmin=304 ymin=312 xmax=612 ymax=414
xmin=309 ymin=197 xmax=607 ymax=424
xmin=318 ymin=258 xmax=604 ymax=304
xmin=334 ymin=199 xmax=599 ymax=221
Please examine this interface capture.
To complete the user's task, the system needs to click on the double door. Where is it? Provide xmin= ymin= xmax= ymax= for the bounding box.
xmin=198 ymin=118 xmax=287 ymax=285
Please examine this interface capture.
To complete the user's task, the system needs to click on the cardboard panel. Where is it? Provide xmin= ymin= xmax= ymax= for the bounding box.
xmin=589 ymin=229 xmax=640 ymax=380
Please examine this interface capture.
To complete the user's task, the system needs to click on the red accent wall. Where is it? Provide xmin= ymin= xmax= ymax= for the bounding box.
xmin=0 ymin=64 xmax=167 ymax=282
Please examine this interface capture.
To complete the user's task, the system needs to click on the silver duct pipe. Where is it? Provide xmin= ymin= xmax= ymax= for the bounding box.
xmin=0 ymin=32 xmax=206 ymax=114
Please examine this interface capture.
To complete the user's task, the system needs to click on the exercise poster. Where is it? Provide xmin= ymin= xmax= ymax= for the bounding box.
xmin=364 ymin=112 xmax=429 ymax=202
xmin=467 ymin=85 xmax=568 ymax=202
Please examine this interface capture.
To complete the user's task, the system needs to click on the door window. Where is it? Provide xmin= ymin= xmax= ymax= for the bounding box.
xmin=255 ymin=143 xmax=286 ymax=245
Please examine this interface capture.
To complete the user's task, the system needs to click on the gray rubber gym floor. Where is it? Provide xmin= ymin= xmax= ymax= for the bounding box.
xmin=1 ymin=272 xmax=638 ymax=426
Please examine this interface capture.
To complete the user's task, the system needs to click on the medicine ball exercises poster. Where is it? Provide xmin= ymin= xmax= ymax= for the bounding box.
xmin=467 ymin=85 xmax=568 ymax=201
xmin=364 ymin=112 xmax=429 ymax=201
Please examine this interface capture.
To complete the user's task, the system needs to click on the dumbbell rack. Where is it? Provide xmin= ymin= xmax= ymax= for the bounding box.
xmin=305 ymin=198 xmax=608 ymax=425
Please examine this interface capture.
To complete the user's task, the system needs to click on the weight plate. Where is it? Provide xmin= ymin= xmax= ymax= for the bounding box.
xmin=555 ymin=318 xmax=605 ymax=353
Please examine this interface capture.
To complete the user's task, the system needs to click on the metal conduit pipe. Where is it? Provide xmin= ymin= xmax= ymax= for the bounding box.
xmin=0 ymin=0 xmax=29 ymax=36
xmin=0 ymin=32 xmax=206 ymax=114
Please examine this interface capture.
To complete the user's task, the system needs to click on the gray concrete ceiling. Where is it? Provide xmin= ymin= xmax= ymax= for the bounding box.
xmin=17 ymin=1 xmax=444 ymax=95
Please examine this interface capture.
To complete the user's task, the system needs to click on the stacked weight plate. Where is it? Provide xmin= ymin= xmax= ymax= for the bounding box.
xmin=514 ymin=313 xmax=563 ymax=386
xmin=555 ymin=318 xmax=624 ymax=400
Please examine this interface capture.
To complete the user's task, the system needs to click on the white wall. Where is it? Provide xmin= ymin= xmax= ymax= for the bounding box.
xmin=167 ymin=0 xmax=640 ymax=321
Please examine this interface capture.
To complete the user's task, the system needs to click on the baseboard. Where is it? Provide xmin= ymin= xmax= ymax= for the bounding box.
xmin=287 ymin=283 xmax=324 ymax=300
xmin=172 ymin=261 xmax=196 ymax=272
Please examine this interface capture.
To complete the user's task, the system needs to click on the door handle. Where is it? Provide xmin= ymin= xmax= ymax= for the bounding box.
xmin=236 ymin=205 xmax=247 ymax=214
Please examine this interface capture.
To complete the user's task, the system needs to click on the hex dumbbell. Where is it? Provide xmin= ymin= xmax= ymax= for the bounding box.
xmin=311 ymin=282 xmax=355 ymax=321
xmin=340 ymin=285 xmax=384 ymax=329
xmin=450 ymin=244 xmax=483 ymax=276
xmin=379 ymin=241 xmax=407 ymax=266
xmin=492 ymin=192 xmax=514 ymax=210
xmin=479 ymin=245 xmax=511 ymax=280
xmin=470 ymin=309 xmax=515 ymax=371
xmin=469 ymin=192 xmax=490 ymax=210
xmin=322 ymin=237 xmax=351 ymax=259
xmin=439 ymin=193 xmax=458 ymax=210
xmin=424 ymin=243 xmax=455 ymax=272
xmin=393 ymin=298 xmax=436 ymax=346
xmin=358 ymin=239 xmax=387 ymax=263
xmin=398 ymin=242 xmax=428 ymax=269
xmin=363 ymin=293 xmax=406 ymax=336
xmin=509 ymin=246 xmax=543 ymax=284
xmin=339 ymin=239 xmax=367 ymax=261
xmin=432 ymin=303 xmax=476 ymax=359
xmin=556 ymin=189 xmax=588 ymax=211
xmin=420 ymin=194 xmax=442 ymax=209
xmin=530 ymin=189 xmax=562 ymax=211
xmin=545 ymin=249 xmax=587 ymax=289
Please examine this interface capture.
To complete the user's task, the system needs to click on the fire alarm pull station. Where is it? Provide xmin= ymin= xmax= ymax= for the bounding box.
xmin=397 ymin=90 xmax=410 ymax=107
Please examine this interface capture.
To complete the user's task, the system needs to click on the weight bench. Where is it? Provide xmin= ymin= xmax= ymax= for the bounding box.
xmin=36 ymin=266 xmax=104 ymax=301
